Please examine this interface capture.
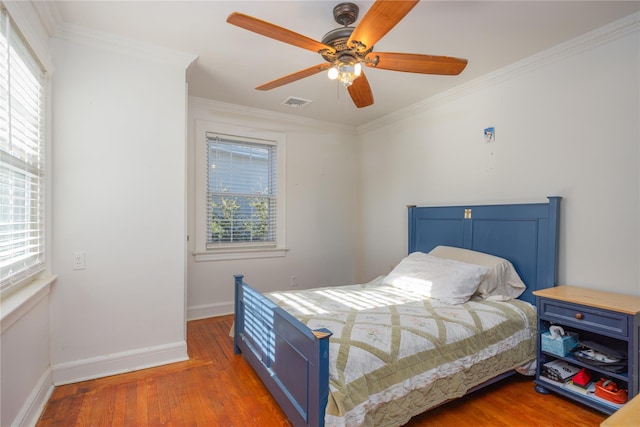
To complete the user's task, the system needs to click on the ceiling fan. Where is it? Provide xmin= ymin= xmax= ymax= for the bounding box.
xmin=226 ymin=0 xmax=468 ymax=109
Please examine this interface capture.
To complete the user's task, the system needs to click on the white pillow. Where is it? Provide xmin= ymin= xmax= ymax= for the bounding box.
xmin=383 ymin=252 xmax=489 ymax=305
xmin=428 ymin=246 xmax=526 ymax=300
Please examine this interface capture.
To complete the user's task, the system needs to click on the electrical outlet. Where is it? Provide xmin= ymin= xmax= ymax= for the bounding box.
xmin=290 ymin=275 xmax=298 ymax=288
xmin=73 ymin=252 xmax=86 ymax=270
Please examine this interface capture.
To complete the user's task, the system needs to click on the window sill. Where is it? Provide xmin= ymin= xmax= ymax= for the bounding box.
xmin=1 ymin=274 xmax=57 ymax=334
xmin=193 ymin=247 xmax=288 ymax=262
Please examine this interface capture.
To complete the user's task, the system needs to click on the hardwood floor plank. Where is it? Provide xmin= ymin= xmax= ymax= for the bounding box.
xmin=146 ymin=377 xmax=163 ymax=426
xmin=110 ymin=383 xmax=127 ymax=426
xmin=135 ymin=378 xmax=149 ymax=427
xmin=121 ymin=381 xmax=137 ymax=425
xmin=36 ymin=315 xmax=608 ymax=426
xmin=185 ymin=367 xmax=219 ymax=426
xmin=76 ymin=389 xmax=97 ymax=427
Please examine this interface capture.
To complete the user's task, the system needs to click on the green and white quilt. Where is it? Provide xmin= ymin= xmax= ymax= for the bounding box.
xmin=268 ymin=279 xmax=537 ymax=427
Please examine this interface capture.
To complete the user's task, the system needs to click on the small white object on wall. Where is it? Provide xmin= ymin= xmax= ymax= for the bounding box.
xmin=73 ymin=252 xmax=86 ymax=270
xmin=484 ymin=127 xmax=495 ymax=143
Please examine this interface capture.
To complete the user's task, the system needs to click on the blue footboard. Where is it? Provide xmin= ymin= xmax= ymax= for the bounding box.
xmin=234 ymin=275 xmax=332 ymax=427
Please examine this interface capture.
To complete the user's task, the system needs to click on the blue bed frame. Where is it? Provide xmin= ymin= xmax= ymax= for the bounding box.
xmin=234 ymin=196 xmax=561 ymax=426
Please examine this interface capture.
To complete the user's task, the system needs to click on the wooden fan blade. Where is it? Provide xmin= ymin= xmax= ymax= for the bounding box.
xmin=348 ymin=0 xmax=419 ymax=51
xmin=256 ymin=63 xmax=331 ymax=91
xmin=348 ymin=71 xmax=374 ymax=108
xmin=366 ymin=52 xmax=468 ymax=75
xmin=227 ymin=12 xmax=334 ymax=54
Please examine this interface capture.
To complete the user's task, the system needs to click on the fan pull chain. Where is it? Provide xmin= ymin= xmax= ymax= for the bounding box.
xmin=333 ymin=81 xmax=350 ymax=112
xmin=334 ymin=82 xmax=349 ymax=113
xmin=344 ymin=86 xmax=349 ymax=112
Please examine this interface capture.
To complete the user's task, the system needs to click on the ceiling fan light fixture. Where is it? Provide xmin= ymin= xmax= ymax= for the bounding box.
xmin=328 ymin=57 xmax=362 ymax=87
xmin=354 ymin=62 xmax=362 ymax=76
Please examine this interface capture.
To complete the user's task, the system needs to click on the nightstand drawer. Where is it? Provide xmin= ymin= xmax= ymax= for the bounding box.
xmin=539 ymin=299 xmax=629 ymax=338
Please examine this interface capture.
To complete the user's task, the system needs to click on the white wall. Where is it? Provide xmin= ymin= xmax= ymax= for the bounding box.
xmin=49 ymin=31 xmax=195 ymax=383
xmin=187 ymin=99 xmax=360 ymax=319
xmin=1 ymin=283 xmax=53 ymax=427
xmin=357 ymin=15 xmax=640 ymax=296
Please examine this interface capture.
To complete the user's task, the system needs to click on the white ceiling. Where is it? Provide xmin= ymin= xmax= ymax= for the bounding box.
xmin=50 ymin=1 xmax=639 ymax=126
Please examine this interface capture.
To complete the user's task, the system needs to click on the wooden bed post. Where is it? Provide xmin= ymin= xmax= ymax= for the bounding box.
xmin=407 ymin=204 xmax=417 ymax=254
xmin=308 ymin=327 xmax=332 ymax=427
xmin=545 ymin=196 xmax=561 ymax=288
xmin=233 ymin=274 xmax=244 ymax=355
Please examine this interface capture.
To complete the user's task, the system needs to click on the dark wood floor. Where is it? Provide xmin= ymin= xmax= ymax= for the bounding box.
xmin=37 ymin=315 xmax=607 ymax=426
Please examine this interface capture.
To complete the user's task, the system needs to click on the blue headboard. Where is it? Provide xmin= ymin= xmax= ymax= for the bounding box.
xmin=407 ymin=197 xmax=561 ymax=305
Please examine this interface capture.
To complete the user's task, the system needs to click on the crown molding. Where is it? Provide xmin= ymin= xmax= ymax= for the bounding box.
xmin=358 ymin=11 xmax=640 ymax=135
xmin=30 ymin=0 xmax=63 ymax=38
xmin=190 ymin=96 xmax=357 ymax=134
xmin=54 ymin=22 xmax=197 ymax=70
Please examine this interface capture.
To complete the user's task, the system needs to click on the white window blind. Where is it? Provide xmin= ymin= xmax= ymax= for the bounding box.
xmin=0 ymin=8 xmax=46 ymax=291
xmin=207 ymin=133 xmax=277 ymax=247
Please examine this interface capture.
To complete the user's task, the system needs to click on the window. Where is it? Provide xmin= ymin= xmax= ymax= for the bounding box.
xmin=208 ymin=134 xmax=276 ymax=245
xmin=194 ymin=121 xmax=286 ymax=261
xmin=0 ymin=9 xmax=46 ymax=292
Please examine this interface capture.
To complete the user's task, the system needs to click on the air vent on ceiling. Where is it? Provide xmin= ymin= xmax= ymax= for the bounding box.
xmin=281 ymin=96 xmax=312 ymax=109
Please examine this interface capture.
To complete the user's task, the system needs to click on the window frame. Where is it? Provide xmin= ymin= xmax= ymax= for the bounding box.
xmin=0 ymin=6 xmax=48 ymax=294
xmin=193 ymin=120 xmax=287 ymax=262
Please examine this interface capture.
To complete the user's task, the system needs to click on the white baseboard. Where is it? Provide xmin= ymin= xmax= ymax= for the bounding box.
xmin=187 ymin=301 xmax=233 ymax=321
xmin=52 ymin=341 xmax=188 ymax=386
xmin=12 ymin=367 xmax=54 ymax=427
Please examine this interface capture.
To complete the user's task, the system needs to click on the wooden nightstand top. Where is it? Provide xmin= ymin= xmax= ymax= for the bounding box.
xmin=601 ymin=393 xmax=640 ymax=427
xmin=533 ymin=285 xmax=640 ymax=315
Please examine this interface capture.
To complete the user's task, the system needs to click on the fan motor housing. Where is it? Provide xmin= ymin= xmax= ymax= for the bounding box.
xmin=333 ymin=2 xmax=359 ymax=26
xmin=321 ymin=27 xmax=354 ymax=53
xmin=320 ymin=26 xmax=374 ymax=64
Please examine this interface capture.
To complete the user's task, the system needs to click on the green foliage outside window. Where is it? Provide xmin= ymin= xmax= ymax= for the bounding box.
xmin=211 ymin=194 xmax=270 ymax=242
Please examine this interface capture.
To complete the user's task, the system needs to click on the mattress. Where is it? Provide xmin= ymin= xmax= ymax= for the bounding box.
xmin=267 ymin=279 xmax=537 ymax=427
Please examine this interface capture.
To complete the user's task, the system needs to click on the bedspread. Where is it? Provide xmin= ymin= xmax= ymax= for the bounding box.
xmin=268 ymin=280 xmax=537 ymax=427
